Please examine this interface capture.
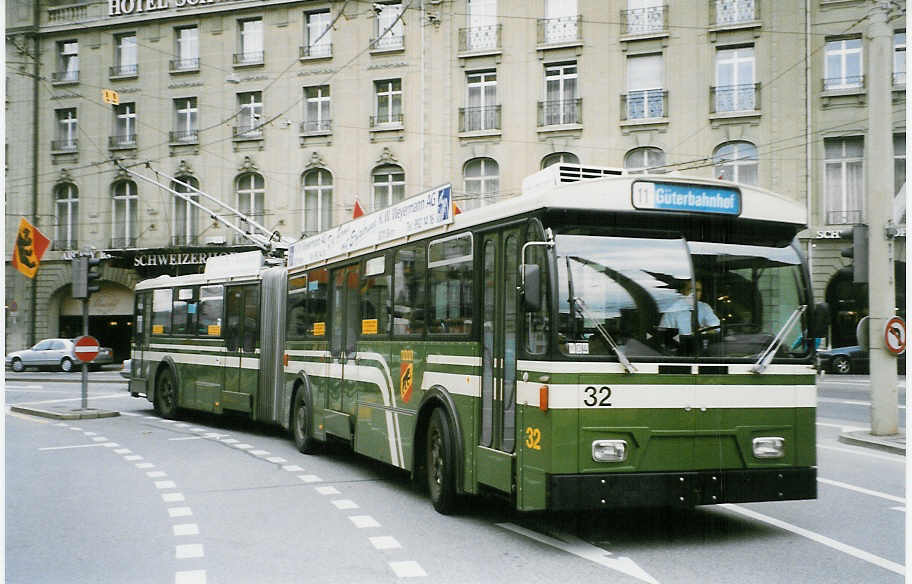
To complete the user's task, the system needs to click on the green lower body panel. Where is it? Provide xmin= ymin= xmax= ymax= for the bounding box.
xmin=221 ymin=390 xmax=251 ymax=413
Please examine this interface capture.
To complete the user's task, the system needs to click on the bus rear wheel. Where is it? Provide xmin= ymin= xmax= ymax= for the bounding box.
xmin=426 ymin=409 xmax=458 ymax=514
xmin=154 ymin=369 xmax=179 ymax=419
xmin=292 ymin=387 xmax=318 ymax=454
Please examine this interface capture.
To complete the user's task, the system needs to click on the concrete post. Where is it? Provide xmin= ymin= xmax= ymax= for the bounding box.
xmin=865 ymin=2 xmax=898 ymax=435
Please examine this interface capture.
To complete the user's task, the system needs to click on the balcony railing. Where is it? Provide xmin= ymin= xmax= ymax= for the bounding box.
xmin=232 ymin=126 xmax=263 ymax=140
xmin=169 ymin=130 xmax=199 ymax=144
xmin=110 ymin=237 xmax=138 ymax=248
xmin=459 ymin=105 xmax=502 ymax=132
xmin=109 ymin=64 xmax=138 ymax=78
xmin=51 ymin=139 xmax=78 ymax=152
xmin=459 ymin=25 xmax=502 ymax=52
xmin=827 ymin=210 xmax=864 ymax=225
xmin=537 ymin=15 xmax=582 ymax=45
xmin=710 ymin=83 xmax=760 ymax=113
xmin=108 ymin=134 xmax=137 ymax=149
xmin=621 ymin=90 xmax=667 ymax=121
xmin=300 ymin=43 xmax=332 ymax=59
xmin=52 ymin=70 xmax=79 ymax=83
xmin=621 ymin=5 xmax=668 ymax=36
xmin=537 ymin=99 xmax=582 ymax=126
xmin=710 ymin=0 xmax=758 ymax=26
xmin=370 ymin=33 xmax=405 ymax=51
xmin=170 ymin=58 xmax=200 ymax=72
xmin=823 ymin=75 xmax=865 ymax=91
xmin=233 ymin=51 xmax=264 ymax=66
xmin=170 ymin=235 xmax=200 ymax=246
xmin=370 ymin=113 xmax=404 ymax=128
xmin=299 ymin=119 xmax=332 ymax=134
xmin=894 ymin=71 xmax=906 ymax=87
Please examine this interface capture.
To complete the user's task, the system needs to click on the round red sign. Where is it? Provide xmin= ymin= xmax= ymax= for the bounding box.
xmin=884 ymin=317 xmax=906 ymax=355
xmin=74 ymin=335 xmax=100 ymax=363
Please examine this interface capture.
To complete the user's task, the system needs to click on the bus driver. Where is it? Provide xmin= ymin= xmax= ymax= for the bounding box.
xmin=659 ymin=280 xmax=720 ymax=336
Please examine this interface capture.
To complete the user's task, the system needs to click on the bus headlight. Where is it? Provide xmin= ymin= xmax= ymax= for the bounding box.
xmin=592 ymin=440 xmax=628 ymax=462
xmin=752 ymin=437 xmax=785 ymax=459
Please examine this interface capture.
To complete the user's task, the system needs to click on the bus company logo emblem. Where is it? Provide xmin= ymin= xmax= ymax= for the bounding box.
xmin=399 ymin=350 xmax=414 ymax=403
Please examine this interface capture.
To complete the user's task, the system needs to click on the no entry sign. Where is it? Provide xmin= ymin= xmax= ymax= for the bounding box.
xmin=884 ymin=317 xmax=906 ymax=355
xmin=74 ymin=335 xmax=100 ymax=363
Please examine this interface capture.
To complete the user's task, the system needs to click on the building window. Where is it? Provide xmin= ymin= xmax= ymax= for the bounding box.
xmin=54 ymin=40 xmax=79 ymax=83
xmin=464 ymin=71 xmax=498 ymax=131
xmin=463 ymin=157 xmax=499 ymax=210
xmin=624 ymin=0 xmax=666 ymax=36
xmin=54 ymin=108 xmax=78 ymax=151
xmin=173 ymin=26 xmax=199 ymax=71
xmin=824 ymin=137 xmax=864 ymax=224
xmin=112 ymin=103 xmax=137 ymax=147
xmin=625 ymin=53 xmax=665 ymax=119
xmin=112 ymin=180 xmax=138 ymax=248
xmin=372 ymin=165 xmax=405 ymax=210
xmin=172 ymin=97 xmax=198 ymax=143
xmin=302 ymin=169 xmax=333 ymax=235
xmin=713 ymin=141 xmax=757 ymax=184
xmin=236 ymin=173 xmax=265 ymax=242
xmin=303 ymin=10 xmax=332 ymax=58
xmin=714 ymin=46 xmax=756 ymax=112
xmin=172 ymin=176 xmax=199 ymax=246
xmin=236 ymin=18 xmax=264 ymax=64
xmin=236 ymin=91 xmax=263 ymax=138
xmin=624 ymin=147 xmax=666 ymax=174
xmin=542 ymin=62 xmax=579 ymax=125
xmin=113 ymin=33 xmax=137 ymax=77
xmin=464 ymin=0 xmax=498 ymax=51
xmin=373 ymin=79 xmax=402 ymax=126
xmin=713 ymin=0 xmax=756 ymax=26
xmin=542 ymin=0 xmax=579 ymax=44
xmin=541 ymin=152 xmax=579 ymax=169
xmin=302 ymin=85 xmax=331 ymax=134
xmin=895 ymin=31 xmax=906 ymax=86
xmin=372 ymin=3 xmax=404 ymax=50
xmin=894 ymin=134 xmax=905 ymax=197
xmin=54 ymin=183 xmax=78 ymax=250
xmin=824 ymin=38 xmax=863 ymax=91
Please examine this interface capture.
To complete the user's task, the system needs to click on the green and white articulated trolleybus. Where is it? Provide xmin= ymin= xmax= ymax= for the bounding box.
xmin=129 ymin=164 xmax=825 ymax=514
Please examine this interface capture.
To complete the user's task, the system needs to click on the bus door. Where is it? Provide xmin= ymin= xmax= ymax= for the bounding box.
xmin=222 ymin=284 xmax=260 ymax=414
xmin=476 ymin=227 xmax=521 ymax=494
xmin=327 ymin=263 xmax=361 ymax=438
xmin=132 ymin=292 xmax=149 ymax=393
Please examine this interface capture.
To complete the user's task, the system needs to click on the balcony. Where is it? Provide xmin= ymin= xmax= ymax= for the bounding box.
xmin=169 ymin=130 xmax=199 ymax=144
xmin=51 ymin=139 xmax=78 ymax=153
xmin=827 ymin=210 xmax=864 ymax=225
xmin=108 ymin=134 xmax=137 ymax=149
xmin=170 ymin=235 xmax=200 ymax=247
xmin=170 ymin=58 xmax=200 ymax=73
xmin=537 ymin=15 xmax=582 ymax=46
xmin=459 ymin=106 xmax=502 ymax=133
xmin=458 ymin=25 xmax=502 ymax=54
xmin=621 ymin=90 xmax=667 ymax=121
xmin=823 ymin=75 xmax=865 ymax=92
xmin=232 ymin=125 xmax=263 ymax=140
xmin=109 ymin=64 xmax=138 ymax=79
xmin=709 ymin=0 xmax=758 ymax=27
xmin=299 ymin=119 xmax=332 ymax=135
xmin=233 ymin=51 xmax=264 ymax=66
xmin=110 ymin=237 xmax=138 ymax=248
xmin=370 ymin=33 xmax=405 ymax=52
xmin=537 ymin=99 xmax=582 ymax=127
xmin=710 ymin=83 xmax=761 ymax=114
xmin=370 ymin=113 xmax=404 ymax=129
xmin=52 ymin=70 xmax=79 ymax=84
xmin=620 ymin=5 xmax=668 ymax=37
xmin=300 ymin=43 xmax=332 ymax=59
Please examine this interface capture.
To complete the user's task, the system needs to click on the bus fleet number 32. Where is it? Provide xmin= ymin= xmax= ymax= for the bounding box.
xmin=583 ymin=386 xmax=612 ymax=407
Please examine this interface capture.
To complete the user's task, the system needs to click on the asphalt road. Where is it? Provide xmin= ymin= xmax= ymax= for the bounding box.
xmin=5 ymin=372 xmax=907 ymax=584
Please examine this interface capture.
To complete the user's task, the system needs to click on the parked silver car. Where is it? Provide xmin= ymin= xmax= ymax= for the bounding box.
xmin=5 ymin=338 xmax=115 ymax=372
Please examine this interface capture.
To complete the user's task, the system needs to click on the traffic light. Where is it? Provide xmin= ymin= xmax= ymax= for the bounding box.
xmin=71 ymin=256 xmax=103 ymax=299
xmin=839 ymin=224 xmax=868 ymax=284
xmin=86 ymin=257 xmax=103 ymax=296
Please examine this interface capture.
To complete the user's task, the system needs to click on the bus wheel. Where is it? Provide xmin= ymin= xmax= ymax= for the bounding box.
xmin=426 ymin=409 xmax=458 ymax=514
xmin=292 ymin=388 xmax=318 ymax=454
xmin=154 ymin=369 xmax=179 ymax=419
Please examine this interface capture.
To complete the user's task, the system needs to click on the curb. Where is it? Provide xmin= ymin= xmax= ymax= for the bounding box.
xmin=10 ymin=405 xmax=120 ymax=420
xmin=5 ymin=376 xmax=126 ymax=385
xmin=838 ymin=430 xmax=906 ymax=455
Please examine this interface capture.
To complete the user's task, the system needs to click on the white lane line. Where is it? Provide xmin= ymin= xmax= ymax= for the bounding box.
xmin=332 ymin=499 xmax=359 ymax=510
xmin=221 ymin=439 xmax=239 ymax=444
xmin=124 ymin=455 xmax=144 ymax=461
xmin=818 ymin=477 xmax=905 ymax=504
xmin=39 ymin=443 xmax=108 ymax=451
xmin=173 ymin=524 xmax=200 ymax=536
xmin=5 ymin=385 xmax=45 ymax=390
xmin=369 ymin=536 xmax=402 ymax=550
xmin=114 ymin=448 xmax=132 ymax=454
xmin=155 ymin=480 xmax=178 ymax=490
xmin=818 ymin=397 xmax=906 ymax=410
xmin=136 ymin=462 xmax=156 ymax=469
xmin=818 ymin=444 xmax=906 ymax=463
xmin=298 ymin=474 xmax=322 ymax=483
xmin=722 ymin=504 xmax=905 ymax=576
xmin=101 ymin=442 xmax=120 ymax=448
xmin=233 ymin=444 xmax=253 ymax=450
xmin=498 ymin=523 xmax=659 ymax=584
xmin=388 ymin=561 xmax=427 ymax=578
xmin=162 ymin=493 xmax=186 ymax=503
xmin=282 ymin=465 xmax=304 ymax=472
xmin=315 ymin=486 xmax=340 ymax=496
xmin=175 ymin=544 xmax=204 ymax=559
xmin=266 ymin=457 xmax=287 ymax=463
xmin=83 ymin=432 xmax=97 ymax=436
xmin=168 ymin=507 xmax=193 ymax=518
xmin=175 ymin=570 xmax=207 ymax=584
xmin=147 ymin=471 xmax=168 ymax=478
xmin=91 ymin=437 xmax=109 ymax=442
xmin=250 ymin=449 xmax=270 ymax=456
xmin=349 ymin=515 xmax=380 ymax=528
xmin=168 ymin=437 xmax=203 ymax=441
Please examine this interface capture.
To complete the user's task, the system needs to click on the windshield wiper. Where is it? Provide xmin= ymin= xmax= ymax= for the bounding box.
xmin=573 ymin=296 xmax=638 ymax=373
xmin=752 ymin=305 xmax=806 ymax=373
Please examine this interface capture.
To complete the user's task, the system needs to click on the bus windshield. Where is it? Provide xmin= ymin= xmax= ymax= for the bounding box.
xmin=555 ymin=234 xmax=810 ymax=361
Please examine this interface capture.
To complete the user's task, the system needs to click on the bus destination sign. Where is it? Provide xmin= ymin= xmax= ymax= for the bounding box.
xmin=631 ymin=181 xmax=741 ymax=216
xmin=288 ymin=184 xmax=454 ymax=268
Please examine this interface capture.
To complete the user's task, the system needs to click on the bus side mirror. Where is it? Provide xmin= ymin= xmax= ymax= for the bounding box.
xmin=522 ymin=264 xmax=541 ymax=311
xmin=810 ymin=302 xmax=830 ymax=340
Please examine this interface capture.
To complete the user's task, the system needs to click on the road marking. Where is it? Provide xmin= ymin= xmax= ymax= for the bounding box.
xmin=722 ymin=504 xmax=904 ymax=575
xmin=136 ymin=462 xmax=155 ymax=469
xmin=5 ymin=385 xmax=45 ymax=390
xmin=84 ymin=432 xmax=97 ymax=436
xmin=169 ymin=437 xmax=203 ymax=441
xmin=266 ymin=457 xmax=287 ymax=463
xmin=316 ymin=486 xmax=340 ymax=495
xmin=91 ymin=437 xmax=108 ymax=442
xmin=349 ymin=515 xmax=380 ymax=528
xmin=155 ymin=480 xmax=178 ymax=489
xmin=815 ymin=421 xmax=867 ymax=432
xmin=234 ymin=444 xmax=253 ymax=450
xmin=250 ymin=449 xmax=270 ymax=456
xmin=388 ymin=561 xmax=427 ymax=578
xmin=173 ymin=524 xmax=200 ymax=536
xmin=175 ymin=570 xmax=206 ymax=584
xmin=298 ymin=474 xmax=322 ymax=483
xmin=102 ymin=442 xmax=119 ymax=448
xmin=175 ymin=544 xmax=204 ymax=559
xmin=498 ymin=523 xmax=659 ymax=584
xmin=120 ymin=412 xmax=140 ymax=417
xmin=370 ymin=536 xmax=402 ymax=550
xmin=818 ymin=444 xmax=906 ymax=463
xmin=891 ymin=506 xmax=905 ymax=512
xmin=823 ymin=380 xmax=906 ymax=388
xmin=14 ymin=393 xmax=128 ymax=405
xmin=332 ymin=499 xmax=359 ymax=510
xmin=168 ymin=507 xmax=193 ymax=518
xmin=818 ymin=397 xmax=906 ymax=410
xmin=7 ymin=410 xmax=50 ymax=423
xmin=39 ymin=443 xmax=107 ymax=451
xmin=147 ymin=471 xmax=168 ymax=478
xmin=124 ymin=455 xmax=144 ymax=461
xmin=162 ymin=493 xmax=186 ymax=503
xmin=221 ymin=438 xmax=239 ymax=444
xmin=818 ymin=477 xmax=905 ymax=504
xmin=282 ymin=465 xmax=304 ymax=472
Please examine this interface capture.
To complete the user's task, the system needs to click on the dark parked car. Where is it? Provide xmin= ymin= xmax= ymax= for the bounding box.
xmin=6 ymin=338 xmax=114 ymax=372
xmin=817 ymin=345 xmax=906 ymax=375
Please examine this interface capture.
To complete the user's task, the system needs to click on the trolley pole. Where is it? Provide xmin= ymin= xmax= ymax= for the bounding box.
xmin=865 ymin=2 xmax=898 ymax=435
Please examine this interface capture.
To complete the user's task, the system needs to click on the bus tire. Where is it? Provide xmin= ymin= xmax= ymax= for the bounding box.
xmin=292 ymin=387 xmax=318 ymax=454
xmin=154 ymin=368 xmax=179 ymax=419
xmin=426 ymin=408 xmax=459 ymax=514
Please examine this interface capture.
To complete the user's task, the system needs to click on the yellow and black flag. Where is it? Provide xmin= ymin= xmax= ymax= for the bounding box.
xmin=11 ymin=218 xmax=50 ymax=279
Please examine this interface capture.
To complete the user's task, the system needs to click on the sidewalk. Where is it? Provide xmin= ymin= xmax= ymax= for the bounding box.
xmin=5 ymin=369 xmax=126 ymax=384
xmin=838 ymin=430 xmax=906 ymax=455
xmin=10 ymin=403 xmax=119 ymax=420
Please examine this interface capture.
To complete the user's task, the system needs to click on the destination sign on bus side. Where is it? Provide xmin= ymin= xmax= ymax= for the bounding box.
xmin=631 ymin=181 xmax=741 ymax=216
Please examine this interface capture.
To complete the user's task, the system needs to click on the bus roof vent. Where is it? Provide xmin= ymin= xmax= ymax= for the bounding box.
xmin=521 ymin=164 xmax=624 ymax=196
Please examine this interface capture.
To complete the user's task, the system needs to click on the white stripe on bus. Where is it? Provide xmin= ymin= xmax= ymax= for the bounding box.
xmin=426 ymin=355 xmax=482 ymax=367
xmin=515 ymin=361 xmax=816 ymax=375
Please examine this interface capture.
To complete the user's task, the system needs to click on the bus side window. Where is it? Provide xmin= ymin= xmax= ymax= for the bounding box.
xmin=151 ymin=289 xmax=173 ymax=335
xmin=524 ymin=245 xmax=549 ymax=355
xmin=198 ymin=285 xmax=224 ymax=337
xmin=286 ymin=275 xmax=309 ymax=339
xmin=428 ymin=233 xmax=473 ymax=335
xmin=393 ymin=245 xmax=426 ymax=336
xmin=361 ymin=256 xmax=390 ymax=337
xmin=172 ymin=287 xmax=195 ymax=335
xmin=306 ymin=268 xmax=329 ymax=338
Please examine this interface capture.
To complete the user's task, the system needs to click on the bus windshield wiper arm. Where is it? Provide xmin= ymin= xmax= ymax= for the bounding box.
xmin=752 ymin=305 xmax=806 ymax=373
xmin=573 ymin=297 xmax=638 ymax=373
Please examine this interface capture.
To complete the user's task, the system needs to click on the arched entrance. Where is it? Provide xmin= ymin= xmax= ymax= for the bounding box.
xmin=824 ymin=261 xmax=906 ymax=348
xmin=59 ymin=282 xmax=134 ymax=362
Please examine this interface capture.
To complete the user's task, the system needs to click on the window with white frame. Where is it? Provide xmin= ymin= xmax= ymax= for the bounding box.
xmin=625 ymin=0 xmax=664 ymax=35
xmin=303 ymin=85 xmax=331 ymax=133
xmin=112 ymin=180 xmax=138 ymax=247
xmin=114 ymin=33 xmax=137 ymax=76
xmin=54 ymin=183 xmax=78 ymax=249
xmin=302 ymin=168 xmax=333 ymax=234
xmin=114 ymin=103 xmax=137 ymax=144
xmin=543 ymin=62 xmax=578 ymax=125
xmin=466 ymin=71 xmax=497 ymax=131
xmin=824 ymin=38 xmax=863 ymax=90
xmin=373 ymin=3 xmax=404 ymax=50
xmin=626 ymin=53 xmax=664 ymax=119
xmin=463 ymin=157 xmax=499 ymax=210
xmin=714 ymin=46 xmax=755 ymax=112
xmin=372 ymin=165 xmax=405 ymax=210
xmin=714 ymin=0 xmax=755 ymax=25
xmin=238 ymin=18 xmax=264 ymax=63
xmin=894 ymin=134 xmax=905 ymax=198
xmin=625 ymin=147 xmax=666 ymax=174
xmin=466 ymin=0 xmax=497 ymax=50
xmin=543 ymin=0 xmax=578 ymax=44
xmin=172 ymin=176 xmax=199 ymax=245
xmin=174 ymin=26 xmax=199 ymax=70
xmin=173 ymin=97 xmax=198 ymax=142
xmin=541 ymin=152 xmax=578 ymax=169
xmin=824 ymin=137 xmax=864 ymax=224
xmin=56 ymin=40 xmax=79 ymax=82
xmin=55 ymin=108 xmax=78 ymax=150
xmin=236 ymin=173 xmax=265 ymax=238
xmin=374 ymin=79 xmax=402 ymax=125
xmin=305 ymin=10 xmax=332 ymax=57
xmin=895 ymin=31 xmax=906 ymax=86
xmin=713 ymin=141 xmax=757 ymax=184
xmin=237 ymin=91 xmax=263 ymax=136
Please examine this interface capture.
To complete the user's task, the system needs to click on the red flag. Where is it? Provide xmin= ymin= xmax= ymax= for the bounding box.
xmin=453 ymin=203 xmax=462 ymax=215
xmin=353 ymin=199 xmax=365 ymax=218
xmin=11 ymin=218 xmax=50 ymax=279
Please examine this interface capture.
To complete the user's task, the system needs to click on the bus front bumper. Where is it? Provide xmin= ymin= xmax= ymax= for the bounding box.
xmin=547 ymin=467 xmax=817 ymax=510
